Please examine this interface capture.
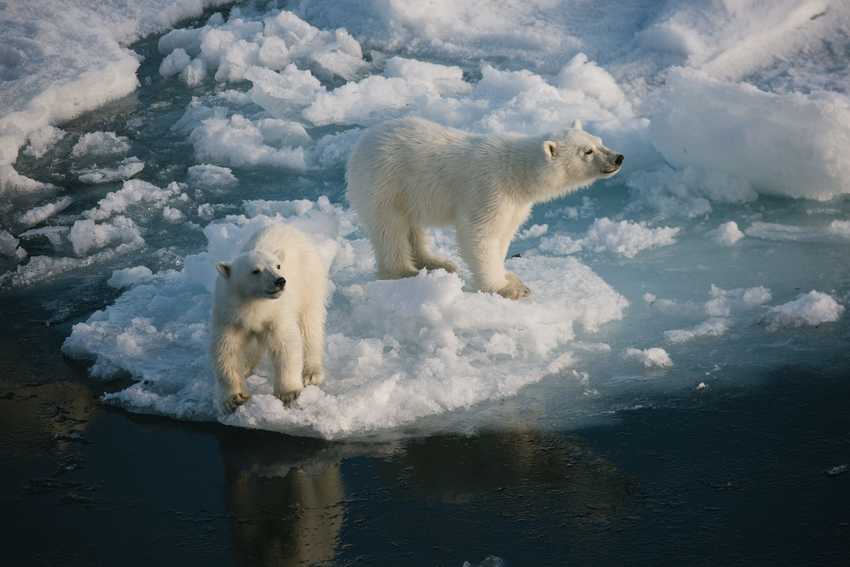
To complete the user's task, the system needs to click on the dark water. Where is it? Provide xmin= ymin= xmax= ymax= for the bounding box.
xmin=2 ymin=283 xmax=849 ymax=566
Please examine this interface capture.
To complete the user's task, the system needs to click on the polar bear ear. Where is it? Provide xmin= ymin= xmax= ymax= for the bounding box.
xmin=571 ymin=119 xmax=583 ymax=130
xmin=216 ymin=262 xmax=231 ymax=279
xmin=543 ymin=140 xmax=559 ymax=159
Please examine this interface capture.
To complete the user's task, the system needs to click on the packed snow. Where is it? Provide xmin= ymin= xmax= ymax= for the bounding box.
xmin=63 ymin=199 xmax=628 ymax=438
xmin=1 ymin=0 xmax=848 ymax=438
xmin=107 ymin=266 xmax=154 ymax=289
xmin=0 ymin=0 xmax=232 ymax=192
xmin=18 ymin=197 xmax=73 ymax=228
xmin=537 ymin=218 xmax=678 ymax=258
xmin=623 ymin=347 xmax=673 ymax=369
xmin=75 ymin=158 xmax=145 ymax=185
xmin=764 ymin=291 xmax=844 ymax=331
xmin=712 ymin=221 xmax=745 ymax=247
xmin=71 ymin=131 xmax=130 ymax=159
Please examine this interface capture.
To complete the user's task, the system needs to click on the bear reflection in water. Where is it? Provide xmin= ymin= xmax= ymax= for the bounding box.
xmin=219 ymin=428 xmax=632 ymax=565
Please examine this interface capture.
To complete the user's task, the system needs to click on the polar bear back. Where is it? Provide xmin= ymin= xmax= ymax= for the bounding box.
xmin=347 ymin=117 xmax=508 ymax=226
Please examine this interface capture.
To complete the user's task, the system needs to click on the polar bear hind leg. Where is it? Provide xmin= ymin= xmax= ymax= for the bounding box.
xmin=300 ymin=299 xmax=326 ymax=387
xmin=409 ymin=225 xmax=457 ymax=273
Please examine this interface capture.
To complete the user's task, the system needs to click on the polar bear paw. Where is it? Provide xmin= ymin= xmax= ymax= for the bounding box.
xmin=497 ymin=272 xmax=531 ymax=300
xmin=222 ymin=391 xmax=251 ymax=413
xmin=302 ymin=367 xmax=325 ymax=386
xmin=277 ymin=389 xmax=302 ymax=407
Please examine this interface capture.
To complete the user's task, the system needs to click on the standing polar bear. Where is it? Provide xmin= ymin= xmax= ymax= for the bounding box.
xmin=211 ymin=224 xmax=328 ymax=412
xmin=346 ymin=117 xmax=623 ymax=299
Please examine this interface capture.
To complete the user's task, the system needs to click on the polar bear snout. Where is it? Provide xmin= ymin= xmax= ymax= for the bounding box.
xmin=601 ymin=153 xmax=624 ymax=175
xmin=264 ymin=274 xmax=287 ymax=297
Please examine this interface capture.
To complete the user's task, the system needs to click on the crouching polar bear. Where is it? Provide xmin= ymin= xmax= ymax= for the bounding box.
xmin=211 ymin=224 xmax=328 ymax=412
xmin=346 ymin=117 xmax=623 ymax=299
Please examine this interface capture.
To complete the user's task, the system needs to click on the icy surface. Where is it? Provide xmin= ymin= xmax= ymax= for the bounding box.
xmin=187 ymin=164 xmax=238 ymax=188
xmin=23 ymin=126 xmax=66 ymax=159
xmin=623 ymin=347 xmax=673 ymax=369
xmin=18 ymin=197 xmax=73 ymax=228
xmin=2 ymin=0 xmax=848 ymax=438
xmin=712 ymin=221 xmax=745 ymax=247
xmin=765 ymin=291 xmax=844 ymax=331
xmin=0 ymin=0 xmax=232 ymax=192
xmin=64 ymin=200 xmax=628 ymax=438
xmin=650 ymin=69 xmax=850 ymax=201
xmin=537 ymin=218 xmax=678 ymax=259
xmin=71 ymin=131 xmax=130 ymax=159
xmin=107 ymin=266 xmax=154 ymax=289
xmin=75 ymin=158 xmax=145 ymax=185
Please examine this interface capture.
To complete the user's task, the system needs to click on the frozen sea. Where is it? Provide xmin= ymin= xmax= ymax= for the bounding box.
xmin=2 ymin=0 xmax=850 ymax=564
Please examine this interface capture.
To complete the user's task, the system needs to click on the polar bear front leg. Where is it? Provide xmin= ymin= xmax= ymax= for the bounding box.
xmin=213 ymin=328 xmax=254 ymax=413
xmin=270 ymin=322 xmax=305 ymax=406
xmin=457 ymin=222 xmax=507 ymax=295
xmin=457 ymin=217 xmax=530 ymax=300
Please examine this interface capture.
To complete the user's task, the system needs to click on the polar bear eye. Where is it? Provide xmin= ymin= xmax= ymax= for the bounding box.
xmin=277 ymin=264 xmax=281 ymax=269
xmin=252 ymin=269 xmax=261 ymax=275
xmin=584 ymin=148 xmax=594 ymax=155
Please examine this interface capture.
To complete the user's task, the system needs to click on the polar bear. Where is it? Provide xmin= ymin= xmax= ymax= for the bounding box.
xmin=211 ymin=223 xmax=328 ymax=412
xmin=346 ymin=117 xmax=623 ymax=299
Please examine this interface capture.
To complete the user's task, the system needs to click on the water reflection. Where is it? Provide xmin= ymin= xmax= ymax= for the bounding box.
xmin=217 ymin=426 xmax=631 ymax=564
xmin=381 ymin=428 xmax=634 ymax=529
xmin=218 ymin=431 xmax=395 ymax=566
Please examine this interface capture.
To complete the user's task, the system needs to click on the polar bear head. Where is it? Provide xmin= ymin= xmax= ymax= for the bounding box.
xmin=542 ymin=119 xmax=624 ymax=189
xmin=216 ymin=250 xmax=287 ymax=300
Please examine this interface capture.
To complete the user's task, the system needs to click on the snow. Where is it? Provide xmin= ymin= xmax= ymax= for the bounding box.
xmin=23 ymin=126 xmax=66 ymax=159
xmin=70 ymin=132 xmax=130 ymax=159
xmin=827 ymin=220 xmax=850 ymax=238
xmin=765 ymin=291 xmax=844 ymax=331
xmin=69 ymin=216 xmax=143 ymax=256
xmin=162 ymin=206 xmax=186 ymax=223
xmin=187 ymin=164 xmax=238 ymax=188
xmin=189 ymin=114 xmax=307 ymax=171
xmin=664 ymin=318 xmax=731 ymax=344
xmin=108 ymin=266 xmax=154 ymax=289
xmin=0 ymin=230 xmax=23 ymax=258
xmin=75 ymin=157 xmax=145 ymax=184
xmin=84 ymin=179 xmax=184 ymax=221
xmin=650 ymin=69 xmax=850 ymax=201
xmin=704 ymin=285 xmax=772 ymax=317
xmin=712 ymin=221 xmax=745 ymax=247
xmin=623 ymin=347 xmax=673 ymax=369
xmin=537 ymin=218 xmax=678 ymax=259
xmin=159 ymin=48 xmax=191 ymax=77
xmin=745 ymin=222 xmax=816 ymax=242
xmin=623 ymin=347 xmax=673 ymax=368
xmin=63 ymin=198 xmax=628 ymax=439
xmin=582 ymin=218 xmax=679 ymax=258
xmin=517 ymin=224 xmax=549 ymax=241
xmin=18 ymin=226 xmax=68 ymax=249
xmin=18 ymin=197 xmax=73 ymax=228
xmin=0 ymin=0 xmax=232 ymax=192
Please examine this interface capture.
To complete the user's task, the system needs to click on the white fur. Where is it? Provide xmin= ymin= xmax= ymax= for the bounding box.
xmin=346 ymin=117 xmax=623 ymax=299
xmin=211 ymin=223 xmax=328 ymax=412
